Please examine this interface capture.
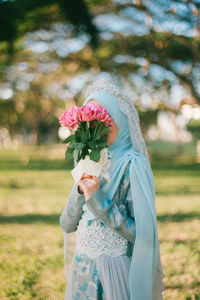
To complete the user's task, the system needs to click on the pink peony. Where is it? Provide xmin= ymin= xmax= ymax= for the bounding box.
xmin=59 ymin=103 xmax=112 ymax=130
xmin=87 ymin=103 xmax=112 ymax=126
xmin=78 ymin=105 xmax=94 ymax=122
xmin=85 ymin=103 xmax=99 ymax=121
xmin=59 ymin=106 xmax=79 ymax=130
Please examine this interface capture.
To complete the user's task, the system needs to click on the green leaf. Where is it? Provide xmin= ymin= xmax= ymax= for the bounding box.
xmin=99 ymin=135 xmax=107 ymax=143
xmin=97 ymin=141 xmax=107 ymax=149
xmin=75 ymin=129 xmax=82 ymax=142
xmin=72 ymin=143 xmax=85 ymax=151
xmin=100 ymin=126 xmax=112 ymax=135
xmin=77 ymin=150 xmax=83 ymax=162
xmin=65 ymin=149 xmax=73 ymax=160
xmin=66 ymin=146 xmax=74 ymax=152
xmin=62 ymin=134 xmax=75 ymax=144
xmin=88 ymin=141 xmax=96 ymax=150
xmin=73 ymin=149 xmax=79 ymax=161
xmin=95 ymin=133 xmax=101 ymax=141
xmin=82 ymin=146 xmax=89 ymax=159
xmin=68 ymin=143 xmax=76 ymax=149
xmin=89 ymin=150 xmax=101 ymax=162
xmin=81 ymin=130 xmax=89 ymax=143
xmin=94 ymin=127 xmax=102 ymax=140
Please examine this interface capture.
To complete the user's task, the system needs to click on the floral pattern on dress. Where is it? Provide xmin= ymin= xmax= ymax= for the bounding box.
xmin=69 ymin=254 xmax=104 ymax=300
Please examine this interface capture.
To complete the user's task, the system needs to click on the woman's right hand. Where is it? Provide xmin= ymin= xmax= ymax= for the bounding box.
xmin=78 ymin=173 xmax=100 ymax=201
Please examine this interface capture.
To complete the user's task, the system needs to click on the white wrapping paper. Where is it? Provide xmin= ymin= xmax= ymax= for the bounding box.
xmin=71 ymin=149 xmax=111 ymax=183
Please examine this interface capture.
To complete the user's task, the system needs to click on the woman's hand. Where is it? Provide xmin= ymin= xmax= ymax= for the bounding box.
xmin=78 ymin=173 xmax=100 ymax=201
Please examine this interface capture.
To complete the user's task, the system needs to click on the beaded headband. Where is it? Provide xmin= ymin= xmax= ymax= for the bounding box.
xmin=85 ymin=79 xmax=140 ymax=123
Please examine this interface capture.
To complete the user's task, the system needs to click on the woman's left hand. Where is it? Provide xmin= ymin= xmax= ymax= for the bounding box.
xmin=78 ymin=173 xmax=100 ymax=201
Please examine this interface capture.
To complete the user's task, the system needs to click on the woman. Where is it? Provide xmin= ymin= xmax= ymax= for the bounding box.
xmin=60 ymin=80 xmax=165 ymax=300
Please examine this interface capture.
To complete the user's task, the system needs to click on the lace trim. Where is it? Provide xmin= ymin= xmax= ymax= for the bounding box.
xmin=75 ymin=218 xmax=128 ymax=258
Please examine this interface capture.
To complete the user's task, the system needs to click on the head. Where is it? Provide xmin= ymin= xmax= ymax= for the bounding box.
xmin=88 ymin=99 xmax=118 ymax=146
xmin=83 ymin=91 xmax=132 ymax=153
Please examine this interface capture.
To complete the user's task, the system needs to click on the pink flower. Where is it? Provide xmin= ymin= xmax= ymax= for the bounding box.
xmin=98 ymin=107 xmax=112 ymax=126
xmin=87 ymin=103 xmax=112 ymax=126
xmin=59 ymin=103 xmax=112 ymax=130
xmin=78 ymin=105 xmax=94 ymax=122
xmin=59 ymin=106 xmax=79 ymax=130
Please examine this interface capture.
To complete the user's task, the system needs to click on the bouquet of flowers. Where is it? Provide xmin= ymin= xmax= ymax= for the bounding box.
xmin=59 ymin=103 xmax=112 ymax=182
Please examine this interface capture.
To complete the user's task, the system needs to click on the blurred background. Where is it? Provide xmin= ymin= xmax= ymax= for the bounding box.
xmin=0 ymin=0 xmax=199 ymax=299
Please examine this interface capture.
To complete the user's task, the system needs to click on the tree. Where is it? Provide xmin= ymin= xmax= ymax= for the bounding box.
xmin=187 ymin=118 xmax=200 ymax=160
xmin=187 ymin=118 xmax=200 ymax=140
xmin=0 ymin=0 xmax=200 ymax=143
xmin=0 ymin=0 xmax=98 ymax=57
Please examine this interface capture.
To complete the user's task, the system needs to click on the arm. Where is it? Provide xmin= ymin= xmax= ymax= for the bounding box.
xmin=86 ymin=167 xmax=136 ymax=244
xmin=59 ymin=183 xmax=85 ymax=233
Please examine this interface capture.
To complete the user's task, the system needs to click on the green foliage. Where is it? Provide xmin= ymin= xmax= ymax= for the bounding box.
xmin=63 ymin=120 xmax=111 ymax=163
xmin=0 ymin=143 xmax=199 ymax=299
xmin=0 ymin=0 xmax=98 ymax=51
xmin=138 ymin=108 xmax=159 ymax=133
xmin=89 ymin=149 xmax=101 ymax=161
xmin=186 ymin=119 xmax=200 ymax=140
xmin=0 ymin=0 xmax=200 ymax=146
xmin=0 ymin=82 xmax=63 ymax=144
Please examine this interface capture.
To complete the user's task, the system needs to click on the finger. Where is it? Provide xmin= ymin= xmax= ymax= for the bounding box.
xmin=92 ymin=176 xmax=99 ymax=182
xmin=81 ymin=179 xmax=89 ymax=185
xmin=81 ymin=176 xmax=93 ymax=183
xmin=88 ymin=177 xmax=100 ymax=184
xmin=79 ymin=180 xmax=88 ymax=187
xmin=81 ymin=173 xmax=92 ymax=179
xmin=82 ymin=175 xmax=99 ymax=182
xmin=82 ymin=173 xmax=88 ymax=176
xmin=81 ymin=177 xmax=90 ymax=182
xmin=84 ymin=180 xmax=95 ymax=187
xmin=79 ymin=177 xmax=88 ymax=183
xmin=82 ymin=178 xmax=97 ymax=185
xmin=80 ymin=176 xmax=91 ymax=182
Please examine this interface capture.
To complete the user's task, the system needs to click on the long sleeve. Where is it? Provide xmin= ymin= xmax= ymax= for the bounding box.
xmin=86 ymin=165 xmax=136 ymax=244
xmin=59 ymin=183 xmax=85 ymax=233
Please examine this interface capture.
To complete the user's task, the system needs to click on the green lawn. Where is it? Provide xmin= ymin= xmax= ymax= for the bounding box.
xmin=0 ymin=142 xmax=199 ymax=300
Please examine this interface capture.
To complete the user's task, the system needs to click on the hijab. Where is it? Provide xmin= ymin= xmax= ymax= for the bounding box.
xmin=82 ymin=91 xmax=162 ymax=300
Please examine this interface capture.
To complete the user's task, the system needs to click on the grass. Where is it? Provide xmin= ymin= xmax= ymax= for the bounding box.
xmin=0 ymin=141 xmax=199 ymax=300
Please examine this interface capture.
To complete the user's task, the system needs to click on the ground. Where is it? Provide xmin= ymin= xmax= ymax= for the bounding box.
xmin=0 ymin=142 xmax=199 ymax=300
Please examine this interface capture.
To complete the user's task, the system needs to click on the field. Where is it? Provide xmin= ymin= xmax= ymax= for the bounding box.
xmin=0 ymin=142 xmax=199 ymax=300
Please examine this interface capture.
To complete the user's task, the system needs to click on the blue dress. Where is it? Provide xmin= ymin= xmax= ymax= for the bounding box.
xmin=60 ymin=163 xmax=136 ymax=300
xmin=60 ymin=161 xmax=164 ymax=300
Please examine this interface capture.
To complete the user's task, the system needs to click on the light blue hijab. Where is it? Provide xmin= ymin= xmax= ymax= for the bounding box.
xmin=83 ymin=91 xmax=159 ymax=300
